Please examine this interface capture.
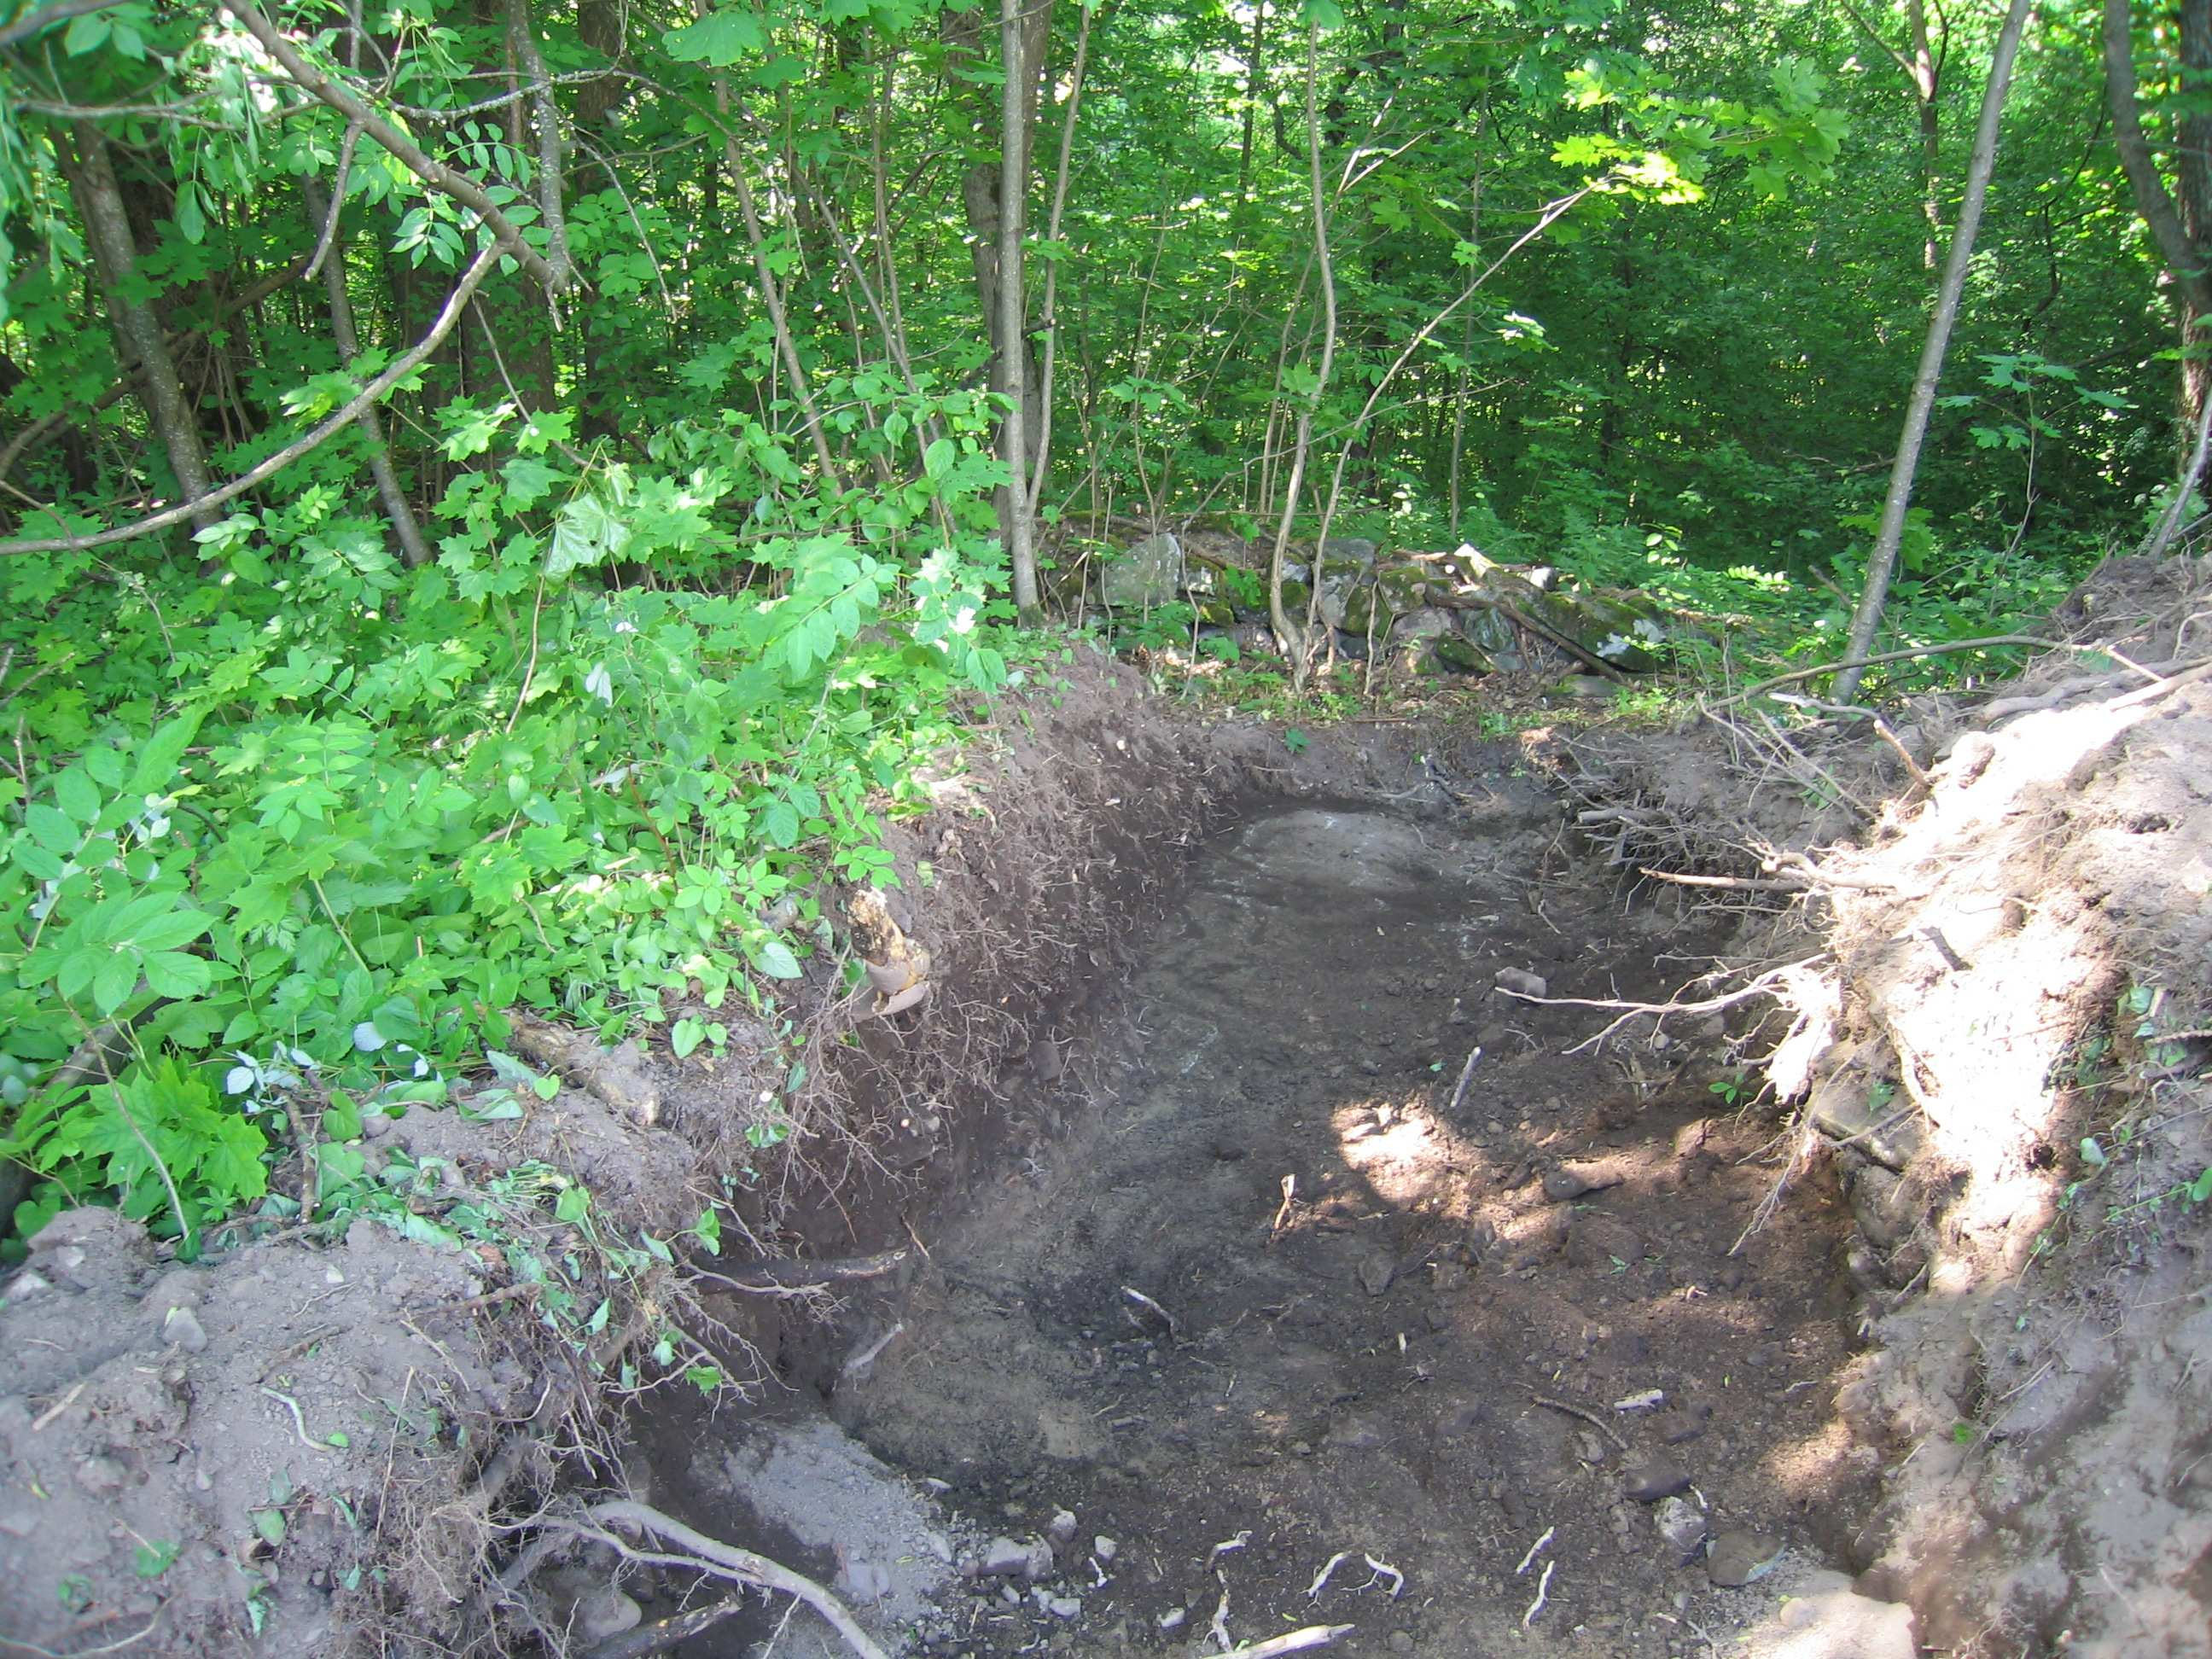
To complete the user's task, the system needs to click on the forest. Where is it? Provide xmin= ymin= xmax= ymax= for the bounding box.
xmin=0 ymin=0 xmax=2199 ymax=1250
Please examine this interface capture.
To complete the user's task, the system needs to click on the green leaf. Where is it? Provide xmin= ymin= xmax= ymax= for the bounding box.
xmin=26 ymin=802 xmax=79 ymax=852
xmin=142 ymin=951 xmax=212 ymax=1000
xmin=92 ymin=952 xmax=142 ymax=1016
xmin=324 ymin=1091 xmax=364 ymax=1141
xmin=751 ymin=935 xmax=802 ymax=979
xmin=760 ymin=798 xmax=801 ymax=847
xmin=53 ymin=768 xmax=100 ymax=824
xmin=662 ymin=8 xmax=765 ymax=65
xmin=253 ymin=1509 xmax=288 ymax=1548
xmin=129 ymin=712 xmax=205 ymax=795
xmin=554 ymin=1185 xmax=590 ymax=1225
xmin=202 ymin=1115 xmax=270 ymax=1205
xmin=132 ymin=911 xmax=217 ymax=953
xmin=671 ymin=1017 xmax=705 ymax=1060
xmin=923 ymin=437 xmax=954 ymax=480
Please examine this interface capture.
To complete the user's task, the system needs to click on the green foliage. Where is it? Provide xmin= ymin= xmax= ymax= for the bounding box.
xmin=0 ymin=0 xmax=2182 ymax=1256
xmin=0 ymin=390 xmax=1010 ymax=1249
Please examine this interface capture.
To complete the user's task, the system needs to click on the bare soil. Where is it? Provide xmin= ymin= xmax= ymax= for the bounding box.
xmin=634 ymin=789 xmax=1883 ymax=1658
xmin=11 ymin=563 xmax=2212 ymax=1659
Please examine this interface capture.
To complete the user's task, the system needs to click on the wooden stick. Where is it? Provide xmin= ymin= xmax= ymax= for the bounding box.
xmin=1220 ymin=1626 xmax=1355 ymax=1656
xmin=585 ymin=1594 xmax=746 ymax=1659
xmin=1530 ymin=1392 xmax=1627 ymax=1452
xmin=1446 ymin=1045 xmax=1483 ymax=1116
xmin=1638 ymin=868 xmax=1811 ymax=894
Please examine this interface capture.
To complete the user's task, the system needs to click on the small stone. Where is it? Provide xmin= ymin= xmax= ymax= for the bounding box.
xmin=1542 ymin=1168 xmax=1593 ymax=1202
xmin=1388 ymin=1633 xmax=1416 ymax=1654
xmin=161 ymin=1307 xmax=208 ymax=1353
xmin=1158 ymin=1607 xmax=1187 ymax=1632
xmin=1022 ymin=1539 xmax=1056 ymax=1581
xmin=574 ymin=1586 xmax=641 ymax=1644
xmin=975 ymin=1537 xmax=1030 ymax=1578
xmin=1359 ymin=1253 xmax=1396 ymax=1296
xmin=0 ymin=1503 xmax=37 ymax=1538
xmin=1707 ymin=1529 xmax=1785 ymax=1587
xmin=1657 ymin=1404 xmax=1712 ymax=1445
xmin=75 ymin=1456 xmax=127 ymax=1496
xmin=1046 ymin=1595 xmax=1081 ymax=1620
xmin=1324 ymin=1412 xmax=1386 ymax=1452
xmin=1048 ymin=1509 xmax=1078 ymax=1545
xmin=1093 ymin=1536 xmax=1118 ymax=1563
xmin=1623 ymin=1454 xmax=1692 ymax=1502
xmin=1493 ymin=968 xmax=1549 ymax=999
xmin=842 ymin=1559 xmax=893 ymax=1603
xmin=1654 ymin=1496 xmax=1706 ymax=1564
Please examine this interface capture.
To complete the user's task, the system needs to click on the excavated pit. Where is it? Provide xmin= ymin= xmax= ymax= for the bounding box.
xmin=632 ymin=791 xmax=1885 ymax=1658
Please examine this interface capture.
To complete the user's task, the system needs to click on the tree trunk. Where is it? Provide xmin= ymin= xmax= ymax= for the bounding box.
xmin=1238 ymin=1 xmax=1268 ymax=210
xmin=1908 ymin=0 xmax=1941 ymax=270
xmin=1836 ymin=0 xmax=2034 ymax=701
xmin=2104 ymin=0 xmax=2212 ymax=432
xmin=58 ymin=125 xmax=219 ymax=533
xmin=997 ymin=0 xmax=1041 ymax=620
xmin=1265 ymin=25 xmax=1337 ymax=690
xmin=305 ymin=181 xmax=434 ymax=567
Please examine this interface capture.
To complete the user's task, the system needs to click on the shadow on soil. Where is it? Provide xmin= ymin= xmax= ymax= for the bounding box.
xmin=636 ymin=792 xmax=1877 ymax=1658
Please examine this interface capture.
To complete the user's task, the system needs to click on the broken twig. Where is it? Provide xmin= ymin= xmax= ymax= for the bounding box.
xmin=1122 ymin=1284 xmax=1179 ymax=1339
xmin=1531 ymin=1393 xmax=1627 ymax=1452
xmin=1446 ymin=1045 xmax=1482 ymax=1117
xmin=1217 ymin=1627 xmax=1354 ymax=1657
xmin=1522 ymin=1558 xmax=1555 ymax=1627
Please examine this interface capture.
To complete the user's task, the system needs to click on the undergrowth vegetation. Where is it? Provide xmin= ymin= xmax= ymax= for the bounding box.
xmin=0 ymin=393 xmax=1011 ymax=1256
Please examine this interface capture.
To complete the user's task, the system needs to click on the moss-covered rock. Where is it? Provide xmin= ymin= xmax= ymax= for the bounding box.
xmin=1430 ymin=633 xmax=1492 ymax=674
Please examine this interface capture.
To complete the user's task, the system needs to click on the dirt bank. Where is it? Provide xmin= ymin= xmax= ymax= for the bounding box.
xmin=637 ymin=791 xmax=1884 ymax=1657
xmin=9 ymin=567 xmax=2211 ymax=1659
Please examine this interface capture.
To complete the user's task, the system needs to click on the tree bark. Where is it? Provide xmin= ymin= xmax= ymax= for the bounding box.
xmin=1836 ymin=0 xmax=2034 ymax=701
xmin=1027 ymin=1 xmax=1092 ymax=521
xmin=1238 ymin=0 xmax=1268 ymax=210
xmin=56 ymin=122 xmax=219 ymax=534
xmin=2104 ymin=0 xmax=2212 ymax=323
xmin=1265 ymin=26 xmax=1337 ymax=690
xmin=997 ymin=0 xmax=1040 ymax=620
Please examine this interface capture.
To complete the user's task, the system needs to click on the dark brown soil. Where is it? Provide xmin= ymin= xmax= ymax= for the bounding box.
xmin=638 ymin=786 xmax=1879 ymax=1657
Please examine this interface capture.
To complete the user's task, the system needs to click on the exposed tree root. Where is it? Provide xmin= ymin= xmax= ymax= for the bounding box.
xmin=521 ymin=1499 xmax=890 ymax=1659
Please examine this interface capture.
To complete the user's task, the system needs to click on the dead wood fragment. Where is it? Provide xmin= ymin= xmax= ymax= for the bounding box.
xmin=585 ymin=1594 xmax=745 ymax=1659
xmin=1220 ymin=1626 xmax=1356 ymax=1656
xmin=1530 ymin=1392 xmax=1627 ymax=1452
xmin=508 ymin=1013 xmax=662 ymax=1126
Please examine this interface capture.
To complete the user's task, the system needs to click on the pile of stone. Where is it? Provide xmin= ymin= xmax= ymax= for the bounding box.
xmin=1095 ymin=527 xmax=1683 ymax=682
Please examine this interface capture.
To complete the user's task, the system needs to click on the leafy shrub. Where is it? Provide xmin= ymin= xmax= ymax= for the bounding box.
xmin=0 ymin=390 xmax=1010 ymax=1253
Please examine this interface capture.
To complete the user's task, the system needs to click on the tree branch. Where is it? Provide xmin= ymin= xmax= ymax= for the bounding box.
xmin=223 ymin=0 xmax=572 ymax=297
xmin=0 ymin=0 xmax=121 ymax=50
xmin=2103 ymin=0 xmax=2212 ymax=317
xmin=0 ymin=242 xmax=501 ymax=556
